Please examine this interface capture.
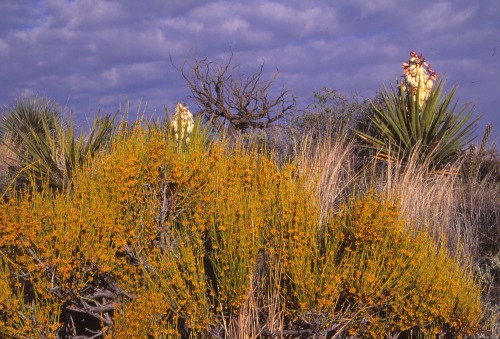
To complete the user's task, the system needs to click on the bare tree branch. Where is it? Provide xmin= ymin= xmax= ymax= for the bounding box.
xmin=176 ymin=53 xmax=295 ymax=136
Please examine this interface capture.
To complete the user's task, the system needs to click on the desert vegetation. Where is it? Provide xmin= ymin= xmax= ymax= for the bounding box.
xmin=0 ymin=52 xmax=499 ymax=338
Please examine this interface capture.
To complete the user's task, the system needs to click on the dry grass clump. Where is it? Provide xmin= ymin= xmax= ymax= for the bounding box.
xmin=374 ymin=157 xmax=466 ymax=255
xmin=0 ymin=121 xmax=485 ymax=338
xmin=296 ymin=132 xmax=357 ymax=220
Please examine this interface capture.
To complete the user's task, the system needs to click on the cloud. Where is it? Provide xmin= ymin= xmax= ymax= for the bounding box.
xmin=0 ymin=0 xmax=498 ymax=140
xmin=0 ymin=1 xmax=43 ymax=31
xmin=419 ymin=3 xmax=474 ymax=32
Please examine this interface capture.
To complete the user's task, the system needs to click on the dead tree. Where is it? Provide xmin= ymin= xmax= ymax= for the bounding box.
xmin=178 ymin=54 xmax=296 ymax=136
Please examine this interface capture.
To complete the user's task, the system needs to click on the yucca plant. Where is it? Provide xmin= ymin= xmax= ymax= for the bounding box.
xmin=461 ymin=123 xmax=498 ymax=183
xmin=0 ymin=96 xmax=115 ymax=190
xmin=0 ymin=96 xmax=62 ymax=145
xmin=356 ymin=52 xmax=478 ymax=169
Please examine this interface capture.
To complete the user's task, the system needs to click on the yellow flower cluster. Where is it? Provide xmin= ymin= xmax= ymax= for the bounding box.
xmin=170 ymin=102 xmax=194 ymax=142
xmin=402 ymin=51 xmax=438 ymax=107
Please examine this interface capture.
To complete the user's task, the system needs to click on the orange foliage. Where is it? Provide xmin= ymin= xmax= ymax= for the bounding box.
xmin=0 ymin=122 xmax=483 ymax=338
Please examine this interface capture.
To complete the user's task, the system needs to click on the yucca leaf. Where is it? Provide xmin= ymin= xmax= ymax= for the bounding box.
xmin=355 ymin=78 xmax=477 ymax=168
xmin=1 ymin=96 xmax=116 ymax=190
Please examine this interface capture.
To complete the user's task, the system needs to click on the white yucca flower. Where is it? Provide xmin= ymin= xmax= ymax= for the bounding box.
xmin=170 ymin=102 xmax=194 ymax=142
xmin=402 ymin=51 xmax=438 ymax=107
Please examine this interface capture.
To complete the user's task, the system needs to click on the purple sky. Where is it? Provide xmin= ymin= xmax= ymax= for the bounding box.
xmin=1 ymin=0 xmax=499 ymax=142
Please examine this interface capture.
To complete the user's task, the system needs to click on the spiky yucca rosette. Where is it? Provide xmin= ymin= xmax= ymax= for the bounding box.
xmin=356 ymin=51 xmax=476 ymax=168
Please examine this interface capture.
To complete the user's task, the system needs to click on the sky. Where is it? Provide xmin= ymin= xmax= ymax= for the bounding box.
xmin=0 ymin=0 xmax=499 ymax=142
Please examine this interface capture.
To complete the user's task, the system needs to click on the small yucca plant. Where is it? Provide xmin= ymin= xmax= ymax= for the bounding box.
xmin=461 ymin=123 xmax=498 ymax=183
xmin=356 ymin=52 xmax=478 ymax=169
xmin=1 ymin=96 xmax=62 ymax=145
xmin=0 ymin=96 xmax=115 ymax=190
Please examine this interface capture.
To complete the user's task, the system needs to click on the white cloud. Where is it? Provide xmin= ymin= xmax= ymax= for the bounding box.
xmin=101 ymin=67 xmax=119 ymax=87
xmin=0 ymin=39 xmax=8 ymax=56
xmin=346 ymin=0 xmax=398 ymax=14
xmin=419 ymin=2 xmax=474 ymax=32
xmin=0 ymin=0 xmax=498 ymax=137
xmin=256 ymin=2 xmax=338 ymax=36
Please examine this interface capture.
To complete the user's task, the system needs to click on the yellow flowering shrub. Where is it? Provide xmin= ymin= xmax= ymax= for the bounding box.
xmin=0 ymin=119 xmax=484 ymax=338
xmin=326 ymin=194 xmax=483 ymax=338
xmin=257 ymin=190 xmax=482 ymax=338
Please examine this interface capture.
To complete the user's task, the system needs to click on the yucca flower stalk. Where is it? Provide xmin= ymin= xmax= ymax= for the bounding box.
xmin=356 ymin=52 xmax=478 ymax=168
xmin=170 ymin=102 xmax=194 ymax=143
xmin=402 ymin=51 xmax=438 ymax=108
